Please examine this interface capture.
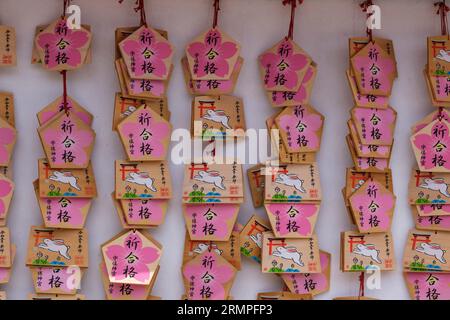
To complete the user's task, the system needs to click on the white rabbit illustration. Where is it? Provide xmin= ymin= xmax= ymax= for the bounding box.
xmin=436 ymin=49 xmax=450 ymax=63
xmin=353 ymin=244 xmax=382 ymax=264
xmin=416 ymin=243 xmax=447 ymax=264
xmin=250 ymin=233 xmax=263 ymax=248
xmin=38 ymin=239 xmax=71 ymax=260
xmin=193 ymin=170 xmax=226 ymax=190
xmin=193 ymin=243 xmax=223 ymax=255
xmin=203 ymin=110 xmax=231 ymax=129
xmin=125 ymin=172 xmax=157 ymax=192
xmin=49 ymin=171 xmax=81 ymax=191
xmin=420 ymin=178 xmax=450 ymax=197
xmin=272 ymin=246 xmax=304 ymax=267
xmin=275 ymin=173 xmax=306 ymax=193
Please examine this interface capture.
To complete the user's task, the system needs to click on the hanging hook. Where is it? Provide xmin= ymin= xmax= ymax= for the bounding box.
xmin=212 ymin=0 xmax=220 ymax=29
xmin=435 ymin=1 xmax=450 ymax=37
xmin=118 ymin=0 xmax=147 ymax=26
xmin=62 ymin=0 xmax=71 ymax=18
xmin=358 ymin=271 xmax=365 ymax=298
xmin=282 ymin=0 xmax=303 ymax=40
xmin=360 ymin=0 xmax=374 ymax=42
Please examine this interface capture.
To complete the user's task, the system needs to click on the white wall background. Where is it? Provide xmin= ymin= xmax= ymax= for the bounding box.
xmin=0 ymin=0 xmax=440 ymax=300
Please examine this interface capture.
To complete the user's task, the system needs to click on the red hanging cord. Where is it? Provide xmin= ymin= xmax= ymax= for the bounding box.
xmin=282 ymin=0 xmax=303 ymax=40
xmin=358 ymin=271 xmax=365 ymax=298
xmin=435 ymin=1 xmax=450 ymax=36
xmin=212 ymin=0 xmax=220 ymax=29
xmin=118 ymin=0 xmax=147 ymax=26
xmin=61 ymin=70 xmax=69 ymax=114
xmin=62 ymin=0 xmax=71 ymax=18
xmin=360 ymin=0 xmax=374 ymax=42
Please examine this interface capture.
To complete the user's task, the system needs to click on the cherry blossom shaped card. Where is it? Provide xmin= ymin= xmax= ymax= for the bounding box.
xmin=33 ymin=180 xmax=91 ymax=229
xmin=37 ymin=95 xmax=93 ymax=127
xmin=264 ymin=203 xmax=319 ymax=238
xmin=411 ymin=109 xmax=450 ymax=134
xmin=411 ymin=118 xmax=450 ymax=172
xmin=38 ymin=159 xmax=97 ymax=198
xmin=351 ymin=106 xmax=396 ymax=146
xmin=0 ymin=227 xmax=11 ymax=268
xmin=117 ymin=104 xmax=171 ymax=161
xmin=405 ymin=272 xmax=450 ymax=300
xmin=115 ymin=26 xmax=168 ymax=60
xmin=0 ymin=92 xmax=15 ymax=127
xmin=182 ymin=163 xmax=244 ymax=204
xmin=100 ymin=262 xmax=158 ymax=300
xmin=38 ymin=111 xmax=95 ymax=169
xmin=349 ymin=179 xmax=395 ymax=233
xmin=412 ymin=206 xmax=450 ymax=232
xmin=32 ymin=24 xmax=92 ymax=65
xmin=192 ymin=95 xmax=246 ymax=140
xmin=0 ymin=174 xmax=14 ymax=221
xmin=259 ymin=38 xmax=312 ymax=92
xmin=119 ymin=25 xmax=173 ymax=81
xmin=116 ymin=58 xmax=171 ymax=99
xmin=31 ymin=266 xmax=83 ymax=295
xmin=341 ymin=231 xmax=395 ymax=272
xmin=427 ymin=36 xmax=450 ymax=77
xmin=346 ymin=135 xmax=390 ymax=173
xmin=182 ymin=203 xmax=239 ymax=241
xmin=403 ymin=230 xmax=450 ymax=272
xmin=346 ymin=70 xmax=389 ymax=109
xmin=113 ymin=93 xmax=169 ymax=130
xmin=416 ymin=203 xmax=450 ymax=217
xmin=281 ymin=250 xmax=331 ymax=297
xmin=0 ymin=245 xmax=15 ymax=284
xmin=183 ymin=232 xmax=241 ymax=270
xmin=0 ymin=26 xmax=16 ymax=67
xmin=0 ymin=117 xmax=16 ymax=167
xmin=348 ymin=121 xmax=392 ymax=159
xmin=119 ymin=199 xmax=168 ymax=227
xmin=35 ymin=18 xmax=92 ymax=71
xmin=239 ymin=215 xmax=272 ymax=264
xmin=182 ymin=250 xmax=237 ymax=300
xmin=267 ymin=63 xmax=317 ymax=108
xmin=114 ymin=160 xmax=172 ymax=200
xmin=182 ymin=56 xmax=243 ymax=96
xmin=186 ymin=28 xmax=240 ymax=81
xmin=26 ymin=226 xmax=88 ymax=268
xmin=102 ymin=229 xmax=161 ymax=285
xmin=261 ymin=232 xmax=321 ymax=274
xmin=264 ymin=163 xmax=322 ymax=203
xmin=424 ymin=69 xmax=450 ymax=108
xmin=350 ymin=41 xmax=396 ymax=96
xmin=275 ymin=105 xmax=324 ymax=153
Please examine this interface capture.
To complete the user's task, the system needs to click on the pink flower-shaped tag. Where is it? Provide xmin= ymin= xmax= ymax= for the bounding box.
xmin=259 ymin=38 xmax=311 ymax=92
xmin=349 ymin=179 xmax=395 ymax=233
xmin=186 ymin=28 xmax=240 ymax=80
xmin=32 ymin=267 xmax=80 ymax=295
xmin=265 ymin=203 xmax=319 ymax=238
xmin=268 ymin=64 xmax=317 ymax=107
xmin=351 ymin=42 xmax=396 ymax=96
xmin=35 ymin=18 xmax=92 ymax=71
xmin=117 ymin=104 xmax=171 ymax=161
xmin=414 ymin=209 xmax=450 ymax=232
xmin=119 ymin=25 xmax=174 ymax=80
xmin=0 ymin=118 xmax=16 ymax=167
xmin=346 ymin=70 xmax=389 ymax=109
xmin=102 ymin=230 xmax=161 ymax=285
xmin=36 ymin=196 xmax=91 ymax=229
xmin=412 ymin=119 xmax=450 ymax=172
xmin=182 ymin=250 xmax=236 ymax=300
xmin=405 ymin=272 xmax=450 ymax=300
xmin=0 ymin=175 xmax=13 ymax=220
xmin=347 ymin=135 xmax=389 ymax=172
xmin=276 ymin=105 xmax=324 ymax=153
xmin=183 ymin=204 xmax=239 ymax=241
xmin=38 ymin=111 xmax=95 ymax=169
xmin=352 ymin=107 xmax=396 ymax=146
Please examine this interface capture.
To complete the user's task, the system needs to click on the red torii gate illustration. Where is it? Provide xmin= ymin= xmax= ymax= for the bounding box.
xmin=431 ymin=39 xmax=447 ymax=57
xmin=120 ymin=163 xmax=139 ymax=181
xmin=267 ymin=165 xmax=289 ymax=182
xmin=410 ymin=233 xmax=431 ymax=250
xmin=247 ymin=220 xmax=269 ymax=236
xmin=347 ymin=235 xmax=366 ymax=252
xmin=189 ymin=163 xmax=209 ymax=179
xmin=196 ymin=100 xmax=216 ymax=117
xmin=33 ymin=229 xmax=54 ymax=246
xmin=266 ymin=238 xmax=287 ymax=255
xmin=414 ymin=171 xmax=434 ymax=187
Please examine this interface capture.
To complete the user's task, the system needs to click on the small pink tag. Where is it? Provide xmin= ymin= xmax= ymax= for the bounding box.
xmin=405 ymin=272 xmax=450 ymax=300
xmin=33 ymin=267 xmax=78 ymax=294
xmin=39 ymin=197 xmax=90 ymax=228
xmin=265 ymin=203 xmax=319 ymax=237
xmin=352 ymin=107 xmax=396 ymax=145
